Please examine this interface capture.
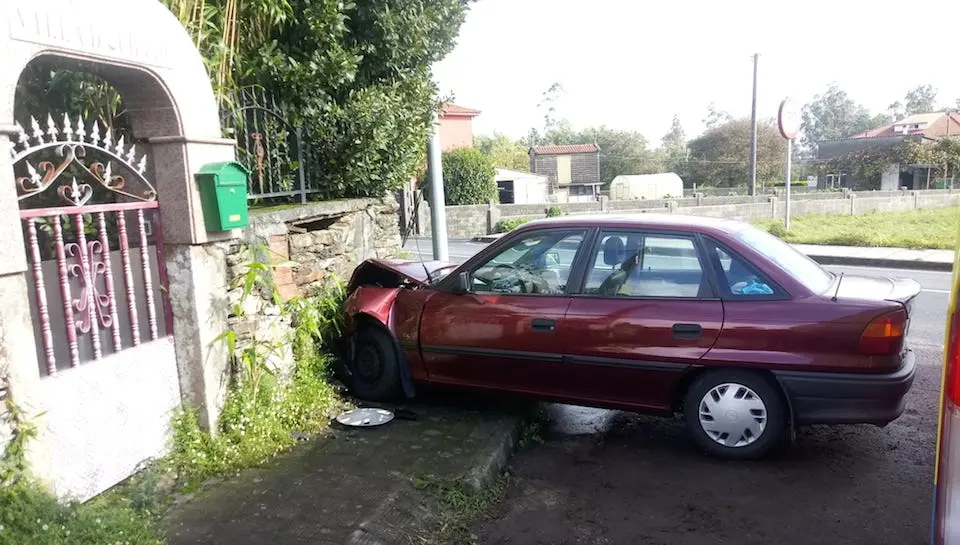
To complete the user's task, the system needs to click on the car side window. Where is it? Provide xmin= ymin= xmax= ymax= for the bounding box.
xmin=583 ymin=231 xmax=706 ymax=298
xmin=714 ymin=246 xmax=775 ymax=297
xmin=470 ymin=230 xmax=585 ymax=295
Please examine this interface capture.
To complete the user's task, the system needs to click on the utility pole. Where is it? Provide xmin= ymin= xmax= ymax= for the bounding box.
xmin=427 ymin=109 xmax=448 ymax=261
xmin=748 ymin=53 xmax=759 ymax=196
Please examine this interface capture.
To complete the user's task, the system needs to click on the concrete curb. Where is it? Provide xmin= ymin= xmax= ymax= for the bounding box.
xmin=807 ymin=254 xmax=953 ymax=272
xmin=464 ymin=409 xmax=530 ymax=491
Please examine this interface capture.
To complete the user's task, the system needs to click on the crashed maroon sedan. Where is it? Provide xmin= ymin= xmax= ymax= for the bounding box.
xmin=339 ymin=215 xmax=919 ymax=459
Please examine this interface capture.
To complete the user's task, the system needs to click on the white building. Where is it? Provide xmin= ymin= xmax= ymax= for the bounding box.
xmin=495 ymin=168 xmax=550 ymax=204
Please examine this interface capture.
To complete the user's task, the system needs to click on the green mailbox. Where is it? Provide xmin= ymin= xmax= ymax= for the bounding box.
xmin=196 ymin=161 xmax=250 ymax=231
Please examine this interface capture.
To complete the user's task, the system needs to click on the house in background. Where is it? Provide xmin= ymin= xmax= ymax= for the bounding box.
xmin=438 ymin=104 xmax=481 ymax=150
xmin=529 ymin=143 xmax=602 ymax=203
xmin=817 ymin=112 xmax=960 ymax=190
xmin=495 ymin=168 xmax=549 ymax=204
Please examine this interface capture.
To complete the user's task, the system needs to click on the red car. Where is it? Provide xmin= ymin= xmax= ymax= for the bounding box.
xmin=339 ymin=214 xmax=919 ymax=459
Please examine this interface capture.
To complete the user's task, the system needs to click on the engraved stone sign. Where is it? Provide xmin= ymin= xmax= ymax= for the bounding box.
xmin=7 ymin=0 xmax=172 ymax=69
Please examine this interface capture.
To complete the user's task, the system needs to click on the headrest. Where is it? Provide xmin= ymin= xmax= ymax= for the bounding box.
xmin=602 ymin=236 xmax=625 ymax=266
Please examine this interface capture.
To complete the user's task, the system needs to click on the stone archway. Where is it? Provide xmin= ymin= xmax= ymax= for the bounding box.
xmin=0 ymin=0 xmax=237 ymax=499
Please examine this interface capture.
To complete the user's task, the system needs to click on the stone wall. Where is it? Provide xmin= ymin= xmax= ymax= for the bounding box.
xmin=223 ymin=197 xmax=403 ymax=378
xmin=417 ymin=189 xmax=960 ymax=239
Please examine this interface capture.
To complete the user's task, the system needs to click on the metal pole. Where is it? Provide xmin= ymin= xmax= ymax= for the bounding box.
xmin=785 ymin=139 xmax=792 ymax=231
xmin=427 ymin=110 xmax=449 ymax=261
xmin=748 ymin=53 xmax=759 ymax=196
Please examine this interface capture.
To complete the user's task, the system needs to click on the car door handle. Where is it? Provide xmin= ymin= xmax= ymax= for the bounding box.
xmin=672 ymin=323 xmax=702 ymax=340
xmin=531 ymin=318 xmax=557 ymax=332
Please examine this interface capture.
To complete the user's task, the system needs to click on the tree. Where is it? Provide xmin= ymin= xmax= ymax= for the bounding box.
xmin=905 ymin=84 xmax=938 ymax=115
xmin=800 ymin=83 xmax=874 ymax=155
xmin=475 ymin=133 xmax=530 ymax=171
xmin=425 ymin=147 xmax=497 ymax=205
xmin=686 ymin=118 xmax=787 ymax=188
xmin=661 ymin=115 xmax=688 ymax=172
xmin=703 ymin=103 xmax=732 ymax=130
xmin=161 ymin=0 xmax=472 ymax=200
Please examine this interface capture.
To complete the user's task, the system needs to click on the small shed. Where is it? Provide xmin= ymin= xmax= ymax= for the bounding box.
xmin=495 ymin=168 xmax=549 ymax=204
xmin=609 ymin=173 xmax=684 ymax=200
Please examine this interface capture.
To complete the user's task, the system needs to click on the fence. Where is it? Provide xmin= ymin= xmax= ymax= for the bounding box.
xmin=222 ymin=86 xmax=315 ymax=203
xmin=411 ymin=188 xmax=960 ymax=239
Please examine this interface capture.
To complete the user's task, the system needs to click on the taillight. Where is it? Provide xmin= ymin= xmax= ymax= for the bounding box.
xmin=948 ymin=313 xmax=960 ymax=406
xmin=859 ymin=309 xmax=907 ymax=355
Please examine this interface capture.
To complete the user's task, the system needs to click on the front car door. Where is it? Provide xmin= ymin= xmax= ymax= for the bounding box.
xmin=560 ymin=229 xmax=724 ymax=412
xmin=419 ymin=228 xmax=589 ymax=395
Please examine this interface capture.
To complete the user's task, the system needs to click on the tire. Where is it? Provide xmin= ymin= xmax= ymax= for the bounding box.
xmin=682 ymin=369 xmax=786 ymax=460
xmin=348 ymin=325 xmax=402 ymax=401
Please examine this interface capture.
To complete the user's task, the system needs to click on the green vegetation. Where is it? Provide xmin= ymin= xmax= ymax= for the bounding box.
xmin=425 ymin=148 xmax=497 ymax=206
xmin=545 ymin=206 xmax=563 ymax=217
xmin=0 ymin=398 xmax=163 ymax=544
xmin=168 ymin=245 xmax=348 ymax=489
xmin=496 ymin=217 xmax=532 ymax=233
xmin=415 ymin=475 xmax=510 ymax=545
xmin=0 ymin=243 xmax=351 ymax=544
xmin=757 ymin=206 xmax=960 ymax=249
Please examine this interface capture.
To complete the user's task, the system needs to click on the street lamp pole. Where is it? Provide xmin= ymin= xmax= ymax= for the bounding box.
xmin=427 ymin=108 xmax=449 ymax=262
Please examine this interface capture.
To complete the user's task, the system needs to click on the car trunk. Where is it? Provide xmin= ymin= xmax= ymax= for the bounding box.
xmin=833 ymin=274 xmax=922 ymax=316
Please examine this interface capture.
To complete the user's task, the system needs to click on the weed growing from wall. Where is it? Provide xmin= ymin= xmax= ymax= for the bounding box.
xmin=167 ymin=243 xmax=349 ymax=489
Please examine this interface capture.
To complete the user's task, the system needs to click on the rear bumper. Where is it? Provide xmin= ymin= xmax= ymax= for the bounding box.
xmin=772 ymin=349 xmax=916 ymax=426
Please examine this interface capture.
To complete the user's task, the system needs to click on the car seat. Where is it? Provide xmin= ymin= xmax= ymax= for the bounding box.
xmin=597 ymin=237 xmax=627 ymax=295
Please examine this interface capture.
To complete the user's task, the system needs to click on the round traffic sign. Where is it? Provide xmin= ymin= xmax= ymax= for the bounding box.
xmin=778 ymin=98 xmax=801 ymax=140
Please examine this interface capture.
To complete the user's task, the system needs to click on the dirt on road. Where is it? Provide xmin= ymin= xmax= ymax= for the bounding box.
xmin=475 ymin=346 xmax=942 ymax=545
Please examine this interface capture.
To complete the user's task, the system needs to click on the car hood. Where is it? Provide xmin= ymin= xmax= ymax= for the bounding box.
xmin=363 ymin=258 xmax=459 ymax=285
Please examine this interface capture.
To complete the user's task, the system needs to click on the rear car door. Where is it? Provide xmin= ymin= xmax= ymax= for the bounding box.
xmin=419 ymin=228 xmax=589 ymax=395
xmin=560 ymin=230 xmax=724 ymax=411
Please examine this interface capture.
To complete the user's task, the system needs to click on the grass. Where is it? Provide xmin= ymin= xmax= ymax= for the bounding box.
xmin=413 ymin=475 xmax=511 ymax=545
xmin=755 ymin=206 xmax=960 ymax=250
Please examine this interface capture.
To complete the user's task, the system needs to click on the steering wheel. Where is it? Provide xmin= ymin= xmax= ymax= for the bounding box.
xmin=490 ymin=263 xmax=527 ymax=293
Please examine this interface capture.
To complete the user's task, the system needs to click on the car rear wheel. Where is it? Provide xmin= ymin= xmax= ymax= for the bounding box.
xmin=348 ymin=325 xmax=402 ymax=401
xmin=683 ymin=370 xmax=786 ymax=460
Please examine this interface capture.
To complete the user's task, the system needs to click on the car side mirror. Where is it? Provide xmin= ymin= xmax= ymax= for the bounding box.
xmin=452 ymin=271 xmax=471 ymax=294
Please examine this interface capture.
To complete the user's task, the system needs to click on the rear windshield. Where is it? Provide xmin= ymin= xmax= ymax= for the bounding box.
xmin=729 ymin=224 xmax=834 ymax=294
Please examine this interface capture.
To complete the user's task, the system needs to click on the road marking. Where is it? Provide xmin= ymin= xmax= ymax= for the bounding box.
xmin=923 ymin=289 xmax=951 ymax=294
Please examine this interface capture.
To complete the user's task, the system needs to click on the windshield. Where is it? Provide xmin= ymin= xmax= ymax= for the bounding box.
xmin=730 ymin=224 xmax=834 ymax=294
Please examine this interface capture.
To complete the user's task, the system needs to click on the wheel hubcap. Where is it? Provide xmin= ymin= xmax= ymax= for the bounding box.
xmin=698 ymin=383 xmax=767 ymax=448
xmin=355 ymin=344 xmax=383 ymax=384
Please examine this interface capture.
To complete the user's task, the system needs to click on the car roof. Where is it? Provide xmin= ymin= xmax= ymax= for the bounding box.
xmin=516 ymin=213 xmax=747 ymax=235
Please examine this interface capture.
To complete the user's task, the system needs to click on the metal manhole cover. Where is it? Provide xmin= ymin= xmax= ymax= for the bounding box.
xmin=336 ymin=407 xmax=395 ymax=427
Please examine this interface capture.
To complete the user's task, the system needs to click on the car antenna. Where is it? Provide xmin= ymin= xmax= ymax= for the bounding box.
xmin=831 ymin=272 xmax=844 ymax=302
xmin=408 ymin=190 xmax=433 ymax=284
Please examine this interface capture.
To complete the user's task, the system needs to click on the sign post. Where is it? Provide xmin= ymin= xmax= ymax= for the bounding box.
xmin=777 ymin=98 xmax=801 ymax=230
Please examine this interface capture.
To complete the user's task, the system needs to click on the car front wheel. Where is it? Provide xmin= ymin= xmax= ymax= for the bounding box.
xmin=682 ymin=370 xmax=786 ymax=460
xmin=348 ymin=325 xmax=402 ymax=401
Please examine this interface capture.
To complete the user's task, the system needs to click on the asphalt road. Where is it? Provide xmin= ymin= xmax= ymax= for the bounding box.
xmin=403 ymin=237 xmax=950 ymax=545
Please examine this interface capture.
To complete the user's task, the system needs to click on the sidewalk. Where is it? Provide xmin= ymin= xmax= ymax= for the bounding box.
xmin=471 ymin=234 xmax=954 ymax=271
xmin=163 ymin=393 xmax=530 ymax=545
xmin=794 ymin=244 xmax=954 ymax=271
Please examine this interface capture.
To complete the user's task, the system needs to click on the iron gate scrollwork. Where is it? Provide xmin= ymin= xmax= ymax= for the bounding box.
xmin=222 ymin=86 xmax=312 ymax=203
xmin=10 ymin=113 xmax=172 ymax=376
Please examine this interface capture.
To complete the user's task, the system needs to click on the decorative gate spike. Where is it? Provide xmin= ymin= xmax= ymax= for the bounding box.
xmin=46 ymin=114 xmax=58 ymax=141
xmin=30 ymin=117 xmax=44 ymax=145
xmin=91 ymin=121 xmax=102 ymax=146
xmin=115 ymin=135 xmax=125 ymax=156
xmin=62 ymin=113 xmax=73 ymax=141
xmin=137 ymin=155 xmax=147 ymax=175
xmin=126 ymin=144 xmax=137 ymax=165
xmin=15 ymin=122 xmax=28 ymax=150
xmin=26 ymin=161 xmax=41 ymax=186
xmin=103 ymin=127 xmax=113 ymax=150
xmin=75 ymin=115 xmax=86 ymax=142
xmin=104 ymin=162 xmax=113 ymax=184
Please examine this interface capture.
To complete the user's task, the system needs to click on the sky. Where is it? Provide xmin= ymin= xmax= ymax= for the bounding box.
xmin=433 ymin=0 xmax=960 ymax=145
